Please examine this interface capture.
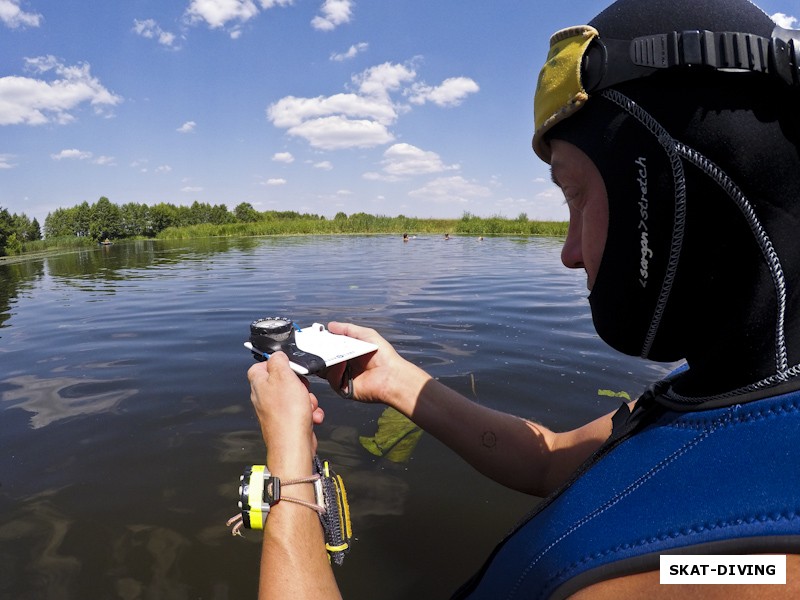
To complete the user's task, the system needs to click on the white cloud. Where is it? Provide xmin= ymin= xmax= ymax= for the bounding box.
xmin=268 ymin=60 xmax=476 ymax=151
xmin=272 ymin=151 xmax=294 ymax=163
xmin=185 ymin=0 xmax=293 ymax=37
xmin=133 ymin=19 xmax=178 ymax=48
xmin=267 ymin=92 xmax=397 ymax=149
xmin=182 ymin=186 xmax=204 ymax=193
xmin=313 ymin=160 xmax=333 ymax=170
xmin=353 ymin=62 xmax=417 ymax=101
xmin=407 ymin=76 xmax=479 ymax=107
xmin=330 ymin=42 xmax=367 ymax=62
xmin=0 ymin=0 xmax=42 ymax=29
xmin=51 ymin=148 xmax=115 ymax=165
xmin=0 ymin=56 xmax=122 ymax=126
xmin=0 ymin=153 xmax=16 ymax=169
xmin=268 ymin=93 xmax=397 ymax=128
xmin=156 ymin=165 xmax=172 ymax=173
xmin=772 ymin=12 xmax=798 ymax=28
xmin=408 ymin=176 xmax=491 ymax=204
xmin=185 ymin=0 xmax=259 ymax=29
xmin=311 ymin=0 xmax=352 ymax=31
xmin=51 ymin=148 xmax=92 ymax=161
xmin=286 ymin=115 xmax=393 ymax=150
xmin=177 ymin=120 xmax=196 ymax=133
xmin=93 ymin=155 xmax=116 ymax=166
xmin=266 ymin=178 xmax=286 ymax=185
xmin=380 ymin=143 xmax=458 ymax=176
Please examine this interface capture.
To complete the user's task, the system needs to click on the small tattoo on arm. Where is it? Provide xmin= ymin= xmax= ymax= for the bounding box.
xmin=481 ymin=431 xmax=497 ymax=449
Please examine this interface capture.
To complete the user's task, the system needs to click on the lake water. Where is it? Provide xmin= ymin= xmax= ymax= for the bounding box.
xmin=0 ymin=235 xmax=671 ymax=599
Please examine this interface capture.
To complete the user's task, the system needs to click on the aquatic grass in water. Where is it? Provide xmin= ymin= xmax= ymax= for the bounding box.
xmin=0 ymin=235 xmax=668 ymax=599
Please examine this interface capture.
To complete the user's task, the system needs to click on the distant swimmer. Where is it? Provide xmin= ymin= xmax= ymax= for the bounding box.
xmin=444 ymin=233 xmax=450 ymax=240
xmin=403 ymin=233 xmax=409 ymax=242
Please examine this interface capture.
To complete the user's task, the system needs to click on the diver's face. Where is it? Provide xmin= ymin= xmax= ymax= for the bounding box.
xmin=550 ymin=139 xmax=609 ymax=290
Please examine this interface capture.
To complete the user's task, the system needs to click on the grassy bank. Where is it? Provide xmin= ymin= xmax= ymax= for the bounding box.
xmin=155 ymin=215 xmax=568 ymax=240
xmin=1 ymin=215 xmax=568 ymax=262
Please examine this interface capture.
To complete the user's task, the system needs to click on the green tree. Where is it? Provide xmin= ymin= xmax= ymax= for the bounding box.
xmin=89 ymin=196 xmax=122 ymax=241
xmin=234 ymin=202 xmax=260 ymax=222
xmin=120 ymin=202 xmax=149 ymax=237
xmin=0 ymin=207 xmax=12 ymax=256
xmin=209 ymin=203 xmax=234 ymax=225
xmin=74 ymin=201 xmax=92 ymax=237
xmin=28 ymin=217 xmax=42 ymax=241
xmin=148 ymin=203 xmax=178 ymax=235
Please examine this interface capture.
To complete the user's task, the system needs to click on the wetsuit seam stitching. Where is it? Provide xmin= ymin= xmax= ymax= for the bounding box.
xmin=507 ymin=424 xmax=716 ymax=600
xmin=548 ymin=510 xmax=800 ymax=592
xmin=662 ymin=399 xmax=800 ymax=430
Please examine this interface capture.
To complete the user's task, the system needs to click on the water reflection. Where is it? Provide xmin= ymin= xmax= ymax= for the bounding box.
xmin=0 ymin=260 xmax=44 ymax=331
xmin=0 ymin=236 xmax=672 ymax=599
xmin=2 ymin=374 xmax=137 ymax=429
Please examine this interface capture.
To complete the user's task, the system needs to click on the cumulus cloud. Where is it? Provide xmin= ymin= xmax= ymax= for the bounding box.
xmin=0 ymin=0 xmax=42 ymax=29
xmin=177 ymin=120 xmax=196 ymax=133
xmin=330 ymin=42 xmax=368 ymax=62
xmin=407 ymin=76 xmax=479 ymax=107
xmin=272 ymin=151 xmax=294 ymax=163
xmin=286 ymin=115 xmax=393 ymax=150
xmin=268 ymin=60 xmax=478 ymax=151
xmin=269 ymin=93 xmax=397 ymax=128
xmin=184 ymin=0 xmax=294 ymax=37
xmin=772 ymin=12 xmax=798 ymax=28
xmin=51 ymin=149 xmax=92 ymax=161
xmin=267 ymin=88 xmax=399 ymax=149
xmin=51 ymin=148 xmax=115 ymax=165
xmin=0 ymin=56 xmax=122 ymax=126
xmin=133 ymin=18 xmax=178 ymax=47
xmin=353 ymin=62 xmax=417 ymax=101
xmin=266 ymin=178 xmax=287 ymax=185
xmin=313 ymin=160 xmax=333 ymax=170
xmin=0 ymin=153 xmax=17 ymax=169
xmin=266 ymin=63 xmax=410 ymax=149
xmin=182 ymin=186 xmax=204 ymax=193
xmin=408 ymin=176 xmax=491 ymax=204
xmin=156 ymin=164 xmax=172 ymax=173
xmin=311 ymin=0 xmax=352 ymax=31
xmin=366 ymin=143 xmax=458 ymax=180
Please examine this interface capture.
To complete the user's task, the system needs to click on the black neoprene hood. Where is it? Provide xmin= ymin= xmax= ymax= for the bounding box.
xmin=543 ymin=0 xmax=800 ymax=390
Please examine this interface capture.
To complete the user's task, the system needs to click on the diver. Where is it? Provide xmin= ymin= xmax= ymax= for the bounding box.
xmin=245 ymin=0 xmax=800 ymax=597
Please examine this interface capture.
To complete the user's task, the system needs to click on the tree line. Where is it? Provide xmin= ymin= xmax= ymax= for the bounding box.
xmin=0 ymin=196 xmax=568 ymax=258
xmin=0 ymin=208 xmax=42 ymax=257
xmin=43 ymin=197 xmax=323 ymax=242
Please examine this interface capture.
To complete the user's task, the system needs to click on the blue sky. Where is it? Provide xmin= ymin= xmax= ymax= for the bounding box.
xmin=1 ymin=1 xmax=796 ymax=224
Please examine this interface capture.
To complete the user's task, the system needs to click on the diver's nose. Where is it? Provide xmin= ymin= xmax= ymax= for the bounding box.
xmin=561 ymin=219 xmax=584 ymax=270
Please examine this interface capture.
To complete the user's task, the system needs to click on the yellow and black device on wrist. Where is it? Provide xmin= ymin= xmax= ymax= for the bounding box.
xmin=238 ymin=464 xmax=283 ymax=529
xmin=230 ymin=456 xmax=353 ymax=565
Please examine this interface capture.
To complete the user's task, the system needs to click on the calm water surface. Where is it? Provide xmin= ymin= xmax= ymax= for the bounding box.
xmin=0 ymin=235 xmax=671 ymax=599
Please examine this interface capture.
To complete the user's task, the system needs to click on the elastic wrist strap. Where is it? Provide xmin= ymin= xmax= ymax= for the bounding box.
xmin=227 ymin=456 xmax=353 ymax=565
xmin=274 ymin=473 xmax=325 ymax=514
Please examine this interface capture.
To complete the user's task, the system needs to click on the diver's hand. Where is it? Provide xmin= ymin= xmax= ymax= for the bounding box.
xmin=323 ymin=321 xmax=425 ymax=409
xmin=248 ymin=351 xmax=324 ymax=464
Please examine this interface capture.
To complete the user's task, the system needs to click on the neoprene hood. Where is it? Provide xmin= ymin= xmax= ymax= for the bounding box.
xmin=533 ymin=0 xmax=800 ymax=398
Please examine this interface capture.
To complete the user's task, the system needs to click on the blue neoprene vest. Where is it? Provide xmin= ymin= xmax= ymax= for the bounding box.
xmin=455 ymin=386 xmax=800 ymax=599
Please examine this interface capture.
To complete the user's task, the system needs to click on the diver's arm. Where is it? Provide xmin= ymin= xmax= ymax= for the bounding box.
xmin=248 ymin=354 xmax=342 ymax=600
xmin=384 ymin=360 xmax=614 ymax=496
xmin=325 ymin=322 xmax=615 ymax=497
